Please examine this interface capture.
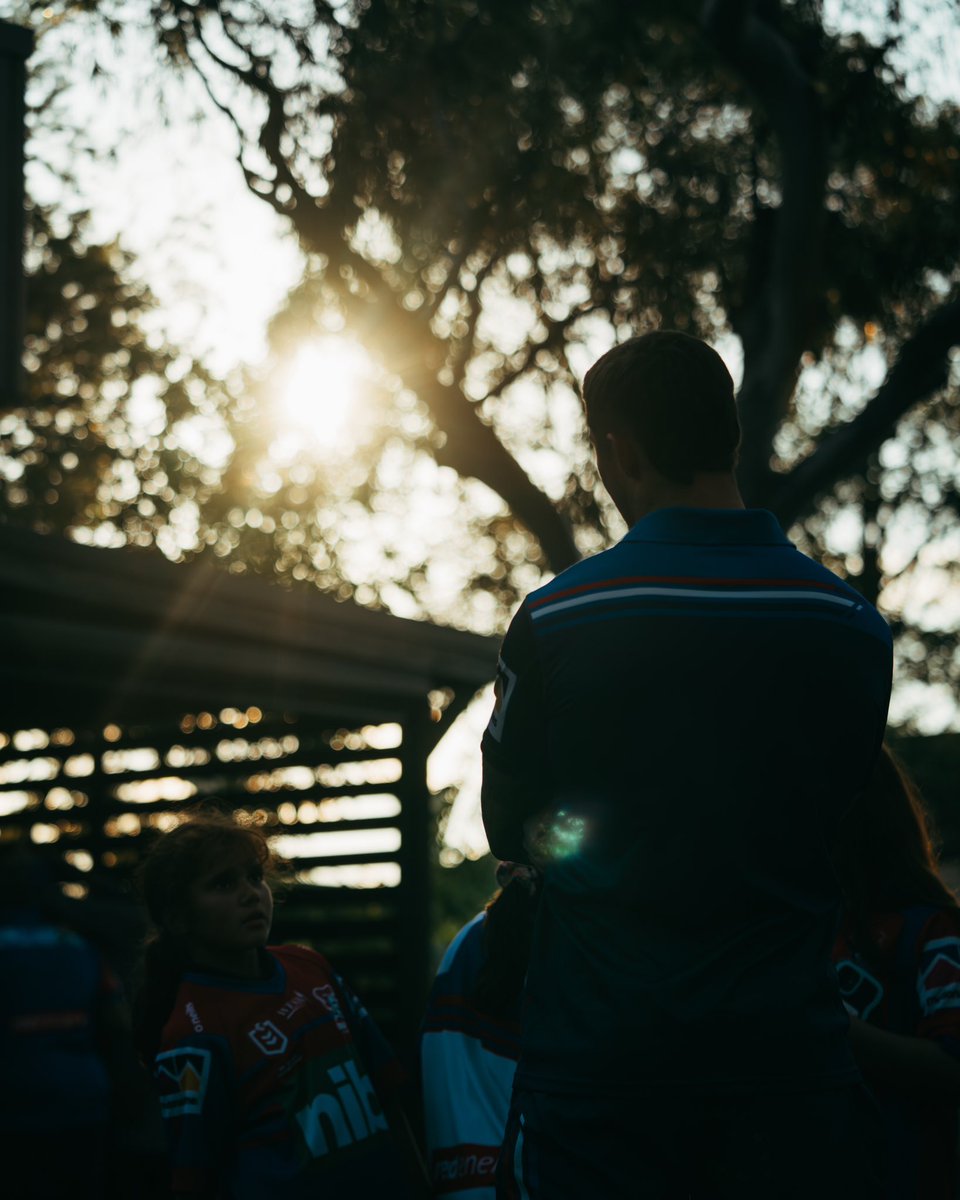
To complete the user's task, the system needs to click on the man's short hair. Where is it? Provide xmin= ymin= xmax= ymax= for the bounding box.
xmin=582 ymin=330 xmax=740 ymax=485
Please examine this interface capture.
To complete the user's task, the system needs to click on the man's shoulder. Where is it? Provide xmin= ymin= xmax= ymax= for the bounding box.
xmin=526 ymin=518 xmax=803 ymax=602
xmin=781 ymin=552 xmax=892 ymax=645
xmin=526 ymin=542 xmax=628 ymax=606
xmin=521 ymin=525 xmax=890 ymax=650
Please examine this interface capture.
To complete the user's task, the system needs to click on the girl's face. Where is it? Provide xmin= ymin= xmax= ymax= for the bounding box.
xmin=184 ymin=852 xmax=274 ymax=977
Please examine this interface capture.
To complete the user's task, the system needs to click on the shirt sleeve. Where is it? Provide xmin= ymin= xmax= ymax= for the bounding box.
xmin=915 ymin=908 xmax=960 ymax=1059
xmin=333 ymin=972 xmax=407 ymax=1100
xmin=480 ymin=602 xmax=548 ymax=782
xmin=153 ymin=1035 xmax=232 ymax=1193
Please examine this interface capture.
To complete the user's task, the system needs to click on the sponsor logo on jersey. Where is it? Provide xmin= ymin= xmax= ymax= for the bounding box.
xmin=295 ymin=1055 xmax=388 ymax=1159
xmin=278 ymin=990 xmax=307 ymax=1020
xmin=432 ymin=1143 xmax=499 ymax=1193
xmin=919 ymin=937 xmax=960 ymax=1014
xmin=155 ymin=1047 xmax=212 ymax=1117
xmin=312 ymin=983 xmax=349 ymax=1033
xmin=185 ymin=1001 xmax=204 ymax=1032
xmin=485 ymin=658 xmax=517 ymax=743
xmin=835 ymin=959 xmax=883 ymax=1019
xmin=248 ymin=1019 xmax=288 ymax=1056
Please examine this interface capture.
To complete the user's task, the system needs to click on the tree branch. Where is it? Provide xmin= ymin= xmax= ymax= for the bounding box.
xmin=764 ymin=294 xmax=960 ymax=528
xmin=703 ymin=0 xmax=826 ymax=502
xmin=430 ymin=377 xmax=580 ymax=572
xmin=168 ymin=5 xmax=582 ymax=572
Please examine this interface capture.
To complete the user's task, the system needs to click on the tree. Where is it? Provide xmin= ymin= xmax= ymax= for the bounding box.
xmin=9 ymin=0 xmax=960 ymax=719
xmin=2 ymin=201 xmax=235 ymax=560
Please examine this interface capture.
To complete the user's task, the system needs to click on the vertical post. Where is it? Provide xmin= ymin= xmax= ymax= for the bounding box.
xmin=0 ymin=21 xmax=34 ymax=409
xmin=396 ymin=697 xmax=434 ymax=1059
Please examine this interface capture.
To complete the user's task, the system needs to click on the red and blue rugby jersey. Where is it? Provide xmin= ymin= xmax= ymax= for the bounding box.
xmin=483 ymin=507 xmax=893 ymax=1096
xmin=834 ymin=905 xmax=960 ymax=1200
xmin=421 ymin=912 xmax=520 ymax=1199
xmin=154 ymin=944 xmax=410 ymax=1199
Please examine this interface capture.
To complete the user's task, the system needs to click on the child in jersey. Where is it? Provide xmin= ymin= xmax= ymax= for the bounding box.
xmin=420 ymin=861 xmax=539 ymax=1199
xmin=832 ymin=743 xmax=960 ymax=1200
xmin=133 ymin=810 xmax=427 ymax=1199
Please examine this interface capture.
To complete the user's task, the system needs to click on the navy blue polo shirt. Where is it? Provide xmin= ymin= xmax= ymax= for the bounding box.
xmin=482 ymin=507 xmax=893 ymax=1096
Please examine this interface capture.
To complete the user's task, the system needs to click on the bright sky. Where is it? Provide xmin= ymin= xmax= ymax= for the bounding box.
xmin=4 ymin=1 xmax=960 ymax=859
xmin=823 ymin=0 xmax=960 ymax=105
xmin=20 ymin=17 xmax=304 ymax=375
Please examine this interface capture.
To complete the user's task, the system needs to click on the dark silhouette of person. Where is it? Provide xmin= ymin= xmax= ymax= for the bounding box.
xmin=482 ymin=331 xmax=894 ymax=1199
xmin=0 ymin=844 xmax=140 ymax=1199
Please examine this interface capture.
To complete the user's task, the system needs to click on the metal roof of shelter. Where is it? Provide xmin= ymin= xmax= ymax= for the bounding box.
xmin=0 ymin=522 xmax=499 ymax=732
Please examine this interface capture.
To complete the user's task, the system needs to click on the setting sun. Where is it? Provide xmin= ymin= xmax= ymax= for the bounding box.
xmin=278 ymin=338 xmax=371 ymax=449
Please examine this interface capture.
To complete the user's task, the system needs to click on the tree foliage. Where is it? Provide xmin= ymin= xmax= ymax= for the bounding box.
xmin=3 ymin=203 xmax=233 ymax=560
xmin=7 ymin=0 xmax=960 ymax=717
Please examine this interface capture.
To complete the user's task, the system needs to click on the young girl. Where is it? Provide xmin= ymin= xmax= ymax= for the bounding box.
xmin=832 ymin=743 xmax=960 ymax=1200
xmin=134 ymin=809 xmax=427 ymax=1198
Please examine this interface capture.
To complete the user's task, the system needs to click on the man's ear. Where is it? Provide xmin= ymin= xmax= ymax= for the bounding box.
xmin=607 ymin=429 xmax=645 ymax=482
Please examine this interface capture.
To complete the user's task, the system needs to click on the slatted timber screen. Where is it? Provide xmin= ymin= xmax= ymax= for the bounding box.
xmin=0 ymin=703 xmax=432 ymax=1050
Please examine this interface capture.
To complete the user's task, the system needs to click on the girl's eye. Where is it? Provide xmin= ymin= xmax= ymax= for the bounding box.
xmin=248 ymin=869 xmax=264 ymax=885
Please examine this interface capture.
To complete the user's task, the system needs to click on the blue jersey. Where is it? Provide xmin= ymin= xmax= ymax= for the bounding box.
xmin=421 ymin=913 xmax=520 ymax=1198
xmin=153 ymin=944 xmax=411 ymax=1199
xmin=0 ymin=909 xmax=120 ymax=1131
xmin=483 ymin=507 xmax=893 ymax=1095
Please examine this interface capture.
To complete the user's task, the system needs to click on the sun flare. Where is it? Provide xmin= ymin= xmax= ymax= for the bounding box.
xmin=278 ymin=338 xmax=370 ymax=448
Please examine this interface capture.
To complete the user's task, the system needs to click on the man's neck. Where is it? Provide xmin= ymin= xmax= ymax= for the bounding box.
xmin=625 ymin=472 xmax=745 ymax=526
xmin=672 ymin=473 xmax=745 ymax=511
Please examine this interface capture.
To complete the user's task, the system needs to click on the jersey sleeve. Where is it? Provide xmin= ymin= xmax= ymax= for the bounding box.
xmin=915 ymin=908 xmax=960 ymax=1058
xmin=421 ymin=913 xmax=521 ymax=1058
xmin=481 ymin=602 xmax=548 ymax=781
xmin=153 ymin=1034 xmax=233 ymax=1194
xmin=332 ymin=972 xmax=407 ymax=1100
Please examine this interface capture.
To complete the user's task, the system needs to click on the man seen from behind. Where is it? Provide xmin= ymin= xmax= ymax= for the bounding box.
xmin=482 ymin=331 xmax=893 ymax=1200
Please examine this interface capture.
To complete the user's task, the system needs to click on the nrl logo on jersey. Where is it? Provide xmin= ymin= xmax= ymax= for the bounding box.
xmin=248 ymin=1019 xmax=288 ymax=1056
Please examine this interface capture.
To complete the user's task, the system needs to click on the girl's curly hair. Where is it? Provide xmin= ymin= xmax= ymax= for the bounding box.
xmin=132 ymin=807 xmax=280 ymax=1062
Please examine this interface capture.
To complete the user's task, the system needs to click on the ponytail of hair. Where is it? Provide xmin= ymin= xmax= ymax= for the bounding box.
xmin=132 ymin=933 xmax=190 ymax=1065
xmin=833 ymin=743 xmax=957 ymax=962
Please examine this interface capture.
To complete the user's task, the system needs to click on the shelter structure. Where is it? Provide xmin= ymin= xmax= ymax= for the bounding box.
xmin=0 ymin=521 xmax=498 ymax=1048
